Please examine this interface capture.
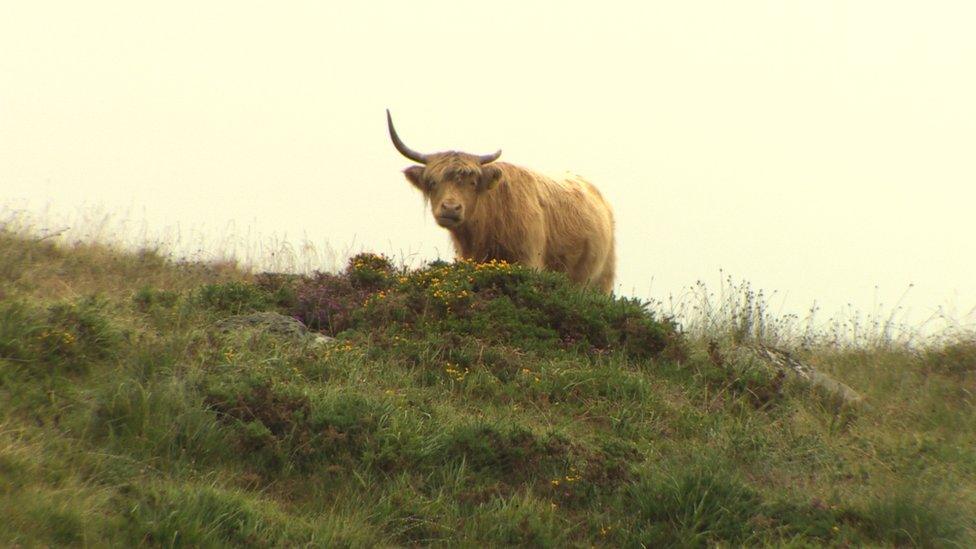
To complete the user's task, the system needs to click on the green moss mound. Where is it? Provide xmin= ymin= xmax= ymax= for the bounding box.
xmin=280 ymin=253 xmax=680 ymax=361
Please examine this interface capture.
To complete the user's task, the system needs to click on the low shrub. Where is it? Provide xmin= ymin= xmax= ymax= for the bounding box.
xmin=0 ymin=297 xmax=123 ymax=376
xmin=291 ymin=255 xmax=680 ymax=362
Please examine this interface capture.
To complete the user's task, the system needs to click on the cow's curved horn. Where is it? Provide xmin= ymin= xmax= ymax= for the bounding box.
xmin=387 ymin=109 xmax=429 ymax=164
xmin=477 ymin=149 xmax=502 ymax=164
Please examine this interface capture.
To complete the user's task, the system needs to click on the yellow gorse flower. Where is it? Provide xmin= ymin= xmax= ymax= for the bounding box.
xmin=40 ymin=330 xmax=76 ymax=347
xmin=444 ymin=363 xmax=469 ymax=382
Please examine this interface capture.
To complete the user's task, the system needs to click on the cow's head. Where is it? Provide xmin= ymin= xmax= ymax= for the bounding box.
xmin=387 ymin=110 xmax=503 ymax=229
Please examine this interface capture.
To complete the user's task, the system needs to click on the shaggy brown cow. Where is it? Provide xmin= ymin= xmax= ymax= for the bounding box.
xmin=387 ymin=110 xmax=616 ymax=294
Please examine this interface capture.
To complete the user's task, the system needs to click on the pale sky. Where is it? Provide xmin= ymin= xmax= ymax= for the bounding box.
xmin=2 ymin=1 xmax=974 ymax=331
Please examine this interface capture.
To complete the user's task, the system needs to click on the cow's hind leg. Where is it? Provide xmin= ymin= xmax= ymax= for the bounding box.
xmin=594 ymin=242 xmax=615 ymax=294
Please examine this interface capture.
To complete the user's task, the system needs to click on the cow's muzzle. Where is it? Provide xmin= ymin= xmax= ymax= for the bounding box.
xmin=436 ymin=213 xmax=462 ymax=227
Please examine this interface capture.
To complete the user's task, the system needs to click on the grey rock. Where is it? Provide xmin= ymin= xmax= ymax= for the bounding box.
xmin=215 ymin=312 xmax=336 ymax=346
xmin=731 ymin=344 xmax=864 ymax=406
xmin=309 ymin=333 xmax=337 ymax=347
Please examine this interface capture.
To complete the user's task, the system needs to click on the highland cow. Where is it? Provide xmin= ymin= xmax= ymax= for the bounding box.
xmin=387 ymin=110 xmax=616 ymax=294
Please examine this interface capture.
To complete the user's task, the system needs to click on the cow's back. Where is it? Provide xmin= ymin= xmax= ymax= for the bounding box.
xmin=537 ymin=172 xmax=615 ymax=291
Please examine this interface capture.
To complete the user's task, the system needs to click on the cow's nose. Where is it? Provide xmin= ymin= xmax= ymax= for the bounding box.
xmin=441 ymin=202 xmax=462 ymax=214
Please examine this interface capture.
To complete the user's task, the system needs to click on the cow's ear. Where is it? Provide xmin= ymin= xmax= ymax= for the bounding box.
xmin=480 ymin=165 xmax=502 ymax=190
xmin=404 ymin=166 xmax=426 ymax=192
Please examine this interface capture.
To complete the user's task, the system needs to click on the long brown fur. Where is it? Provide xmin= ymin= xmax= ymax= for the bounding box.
xmin=400 ymin=152 xmax=616 ymax=294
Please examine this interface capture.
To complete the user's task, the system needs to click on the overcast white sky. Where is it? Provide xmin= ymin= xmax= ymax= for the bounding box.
xmin=2 ymin=1 xmax=974 ymax=329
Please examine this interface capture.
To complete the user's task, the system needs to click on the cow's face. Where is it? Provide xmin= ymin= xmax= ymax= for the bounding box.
xmin=403 ymin=154 xmax=503 ymax=228
xmin=387 ymin=111 xmax=503 ymax=229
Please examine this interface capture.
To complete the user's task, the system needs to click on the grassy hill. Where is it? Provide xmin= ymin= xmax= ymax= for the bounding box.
xmin=1 ymin=228 xmax=974 ymax=547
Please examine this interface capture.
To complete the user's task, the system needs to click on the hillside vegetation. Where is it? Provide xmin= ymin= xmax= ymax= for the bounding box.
xmin=1 ymin=228 xmax=974 ymax=547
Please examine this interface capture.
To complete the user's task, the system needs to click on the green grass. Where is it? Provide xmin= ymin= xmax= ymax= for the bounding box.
xmin=1 ymin=227 xmax=974 ymax=547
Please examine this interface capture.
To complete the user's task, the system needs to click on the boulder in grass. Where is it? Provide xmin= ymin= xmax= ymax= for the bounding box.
xmin=715 ymin=342 xmax=864 ymax=407
xmin=215 ymin=312 xmax=335 ymax=347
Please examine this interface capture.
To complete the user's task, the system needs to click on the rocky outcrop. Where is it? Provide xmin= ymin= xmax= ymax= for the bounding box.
xmin=742 ymin=344 xmax=863 ymax=406
xmin=708 ymin=340 xmax=864 ymax=407
xmin=214 ymin=312 xmax=335 ymax=347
